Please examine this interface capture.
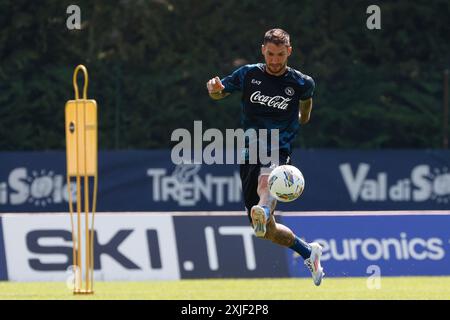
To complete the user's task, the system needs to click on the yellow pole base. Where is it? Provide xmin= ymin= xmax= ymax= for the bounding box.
xmin=73 ymin=290 xmax=95 ymax=295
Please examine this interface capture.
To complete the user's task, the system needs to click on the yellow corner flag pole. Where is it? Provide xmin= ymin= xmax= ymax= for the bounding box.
xmin=65 ymin=65 xmax=98 ymax=294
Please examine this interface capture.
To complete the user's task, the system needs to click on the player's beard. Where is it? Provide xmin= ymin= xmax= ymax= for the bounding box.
xmin=267 ymin=62 xmax=287 ymax=75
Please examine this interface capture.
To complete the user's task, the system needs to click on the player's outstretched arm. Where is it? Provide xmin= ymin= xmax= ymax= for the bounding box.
xmin=299 ymin=98 xmax=313 ymax=124
xmin=206 ymin=76 xmax=230 ymax=100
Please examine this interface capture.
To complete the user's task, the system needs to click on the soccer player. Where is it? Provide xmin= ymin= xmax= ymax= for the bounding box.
xmin=206 ymin=28 xmax=324 ymax=286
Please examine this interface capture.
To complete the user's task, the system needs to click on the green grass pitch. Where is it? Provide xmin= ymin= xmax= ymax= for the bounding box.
xmin=1 ymin=277 xmax=449 ymax=300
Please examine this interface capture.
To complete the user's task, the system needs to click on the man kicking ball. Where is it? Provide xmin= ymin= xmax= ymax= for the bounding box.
xmin=206 ymin=28 xmax=324 ymax=286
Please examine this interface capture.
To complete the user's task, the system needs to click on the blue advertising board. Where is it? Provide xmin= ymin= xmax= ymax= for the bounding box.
xmin=0 ymin=212 xmax=448 ymax=281
xmin=282 ymin=213 xmax=450 ymax=277
xmin=173 ymin=216 xmax=289 ymax=279
xmin=288 ymin=149 xmax=450 ymax=211
xmin=0 ymin=217 xmax=7 ymax=280
xmin=0 ymin=149 xmax=449 ymax=212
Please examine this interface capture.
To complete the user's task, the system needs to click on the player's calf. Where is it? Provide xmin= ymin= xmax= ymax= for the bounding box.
xmin=264 ymin=220 xmax=297 ymax=247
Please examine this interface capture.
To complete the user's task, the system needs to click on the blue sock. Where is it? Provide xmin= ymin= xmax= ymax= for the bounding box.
xmin=289 ymin=236 xmax=311 ymax=260
xmin=260 ymin=205 xmax=271 ymax=219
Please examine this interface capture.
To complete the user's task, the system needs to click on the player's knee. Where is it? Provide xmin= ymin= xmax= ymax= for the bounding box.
xmin=262 ymin=219 xmax=276 ymax=241
xmin=262 ymin=231 xmax=273 ymax=241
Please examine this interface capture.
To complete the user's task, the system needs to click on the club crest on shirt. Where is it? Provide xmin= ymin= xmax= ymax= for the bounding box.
xmin=285 ymin=87 xmax=295 ymax=96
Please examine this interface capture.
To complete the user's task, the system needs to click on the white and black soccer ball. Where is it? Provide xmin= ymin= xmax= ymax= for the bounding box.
xmin=268 ymin=165 xmax=305 ymax=202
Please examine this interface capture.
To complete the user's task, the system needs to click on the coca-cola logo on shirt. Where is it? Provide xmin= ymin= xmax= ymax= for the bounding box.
xmin=249 ymin=91 xmax=292 ymax=110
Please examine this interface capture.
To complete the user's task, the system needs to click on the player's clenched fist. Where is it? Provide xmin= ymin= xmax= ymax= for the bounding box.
xmin=206 ymin=76 xmax=225 ymax=94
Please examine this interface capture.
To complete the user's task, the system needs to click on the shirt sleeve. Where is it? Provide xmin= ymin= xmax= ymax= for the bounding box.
xmin=299 ymin=76 xmax=315 ymax=100
xmin=221 ymin=65 xmax=251 ymax=93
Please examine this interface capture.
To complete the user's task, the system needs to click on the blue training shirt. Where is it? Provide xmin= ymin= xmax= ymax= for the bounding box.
xmin=220 ymin=63 xmax=315 ymax=157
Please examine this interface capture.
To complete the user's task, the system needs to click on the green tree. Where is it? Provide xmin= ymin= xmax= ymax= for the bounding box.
xmin=0 ymin=0 xmax=448 ymax=150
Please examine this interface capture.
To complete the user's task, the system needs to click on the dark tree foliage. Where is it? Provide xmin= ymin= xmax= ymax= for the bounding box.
xmin=0 ymin=0 xmax=448 ymax=150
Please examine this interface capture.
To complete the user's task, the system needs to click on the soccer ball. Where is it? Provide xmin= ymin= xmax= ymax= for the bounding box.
xmin=268 ymin=165 xmax=305 ymax=202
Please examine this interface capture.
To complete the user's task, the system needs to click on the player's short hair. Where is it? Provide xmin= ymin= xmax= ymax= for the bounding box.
xmin=263 ymin=28 xmax=291 ymax=46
